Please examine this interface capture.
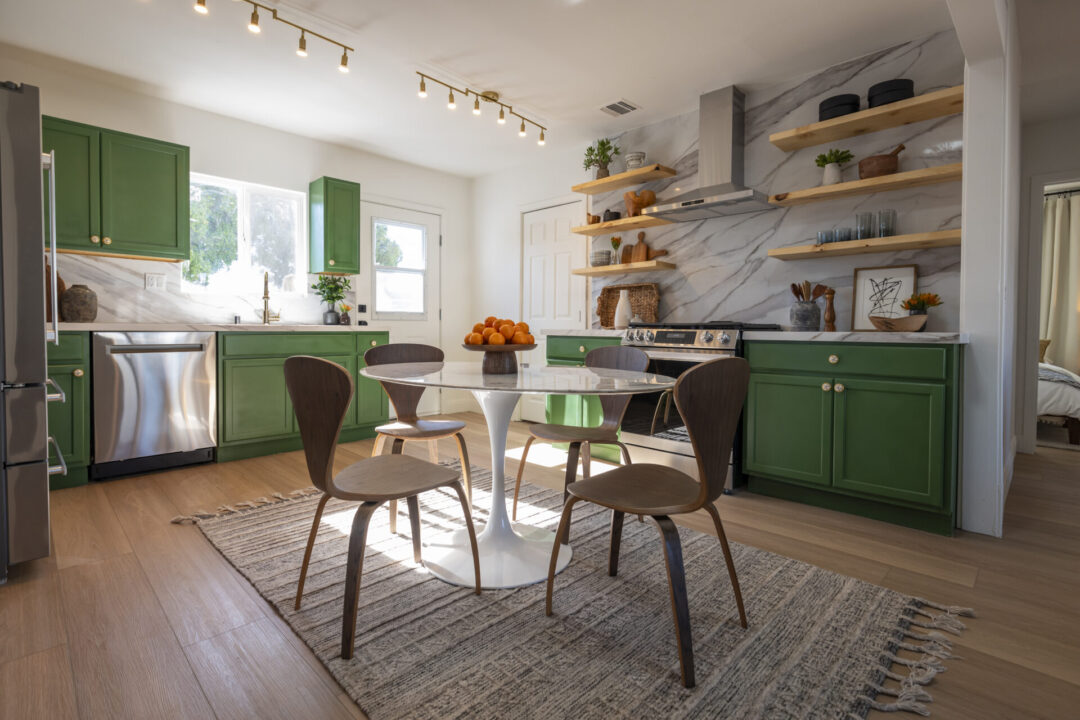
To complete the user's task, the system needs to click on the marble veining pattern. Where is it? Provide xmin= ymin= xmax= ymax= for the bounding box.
xmin=588 ymin=31 xmax=964 ymax=332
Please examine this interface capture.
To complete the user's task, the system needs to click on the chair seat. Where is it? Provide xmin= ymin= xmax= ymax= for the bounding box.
xmin=375 ymin=418 xmax=466 ymax=440
xmin=567 ymin=463 xmax=702 ymax=515
xmin=528 ymin=422 xmax=619 ymax=444
xmin=331 ymin=454 xmax=460 ymax=501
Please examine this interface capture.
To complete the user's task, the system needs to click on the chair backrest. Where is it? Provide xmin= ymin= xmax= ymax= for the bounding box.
xmin=673 ymin=356 xmax=750 ymax=506
xmin=363 ymin=343 xmax=444 ymax=420
xmin=283 ymin=355 xmax=355 ymax=493
xmin=585 ymin=345 xmax=650 ymax=431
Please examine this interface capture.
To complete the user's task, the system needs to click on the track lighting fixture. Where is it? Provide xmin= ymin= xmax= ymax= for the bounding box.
xmin=338 ymin=50 xmax=349 ymax=73
xmin=248 ymin=7 xmax=260 ymax=33
xmin=194 ymin=0 xmax=208 ymax=15
xmin=415 ymin=72 xmax=546 ymax=148
xmin=296 ymin=32 xmax=307 ymax=57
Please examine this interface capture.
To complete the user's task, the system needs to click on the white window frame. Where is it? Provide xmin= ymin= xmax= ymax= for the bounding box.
xmin=185 ymin=172 xmax=307 ymax=295
xmin=372 ymin=216 xmax=428 ymax=320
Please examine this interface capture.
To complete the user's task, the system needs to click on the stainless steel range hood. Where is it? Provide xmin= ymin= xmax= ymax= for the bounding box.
xmin=642 ymin=86 xmax=774 ymax=221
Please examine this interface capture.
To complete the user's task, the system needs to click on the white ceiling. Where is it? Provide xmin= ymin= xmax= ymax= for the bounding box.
xmin=1017 ymin=0 xmax=1080 ymax=122
xmin=0 ymin=0 xmax=955 ymax=177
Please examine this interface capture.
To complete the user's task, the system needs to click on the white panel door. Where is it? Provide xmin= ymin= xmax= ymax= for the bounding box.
xmin=520 ymin=200 xmax=586 ymax=422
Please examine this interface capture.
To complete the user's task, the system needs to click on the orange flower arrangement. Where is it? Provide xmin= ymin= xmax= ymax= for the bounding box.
xmin=900 ymin=292 xmax=943 ymax=313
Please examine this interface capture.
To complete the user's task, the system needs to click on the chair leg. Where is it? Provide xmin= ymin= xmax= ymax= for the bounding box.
xmin=614 ymin=442 xmax=643 ymax=523
xmin=406 ymin=495 xmax=422 ymax=564
xmin=608 ymin=510 xmax=625 ymax=577
xmin=663 ymin=391 xmax=673 ymax=425
xmin=372 ymin=432 xmax=387 ymax=457
xmin=428 ymin=439 xmax=439 ymax=463
xmin=512 ymin=436 xmax=535 ymax=521
xmin=294 ymin=493 xmax=330 ymax=610
xmin=561 ymin=442 xmax=581 ymax=545
xmin=388 ymin=438 xmax=405 ymax=534
xmin=581 ymin=442 xmax=591 ymax=480
xmin=448 ymin=481 xmax=482 ymax=594
xmin=545 ymin=496 xmax=579 ymax=616
xmin=653 ymin=515 xmax=695 ymax=688
xmin=340 ymin=500 xmax=382 ymax=660
xmin=704 ymin=502 xmax=748 ymax=629
xmin=454 ymin=432 xmax=472 ymax=506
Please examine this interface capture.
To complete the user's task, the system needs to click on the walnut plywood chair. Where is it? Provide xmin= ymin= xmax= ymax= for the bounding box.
xmin=545 ymin=356 xmax=750 ymax=688
xmin=284 ymin=355 xmax=480 ymax=660
xmin=365 ymin=343 xmax=472 ymax=533
xmin=512 ymin=345 xmax=648 ymax=529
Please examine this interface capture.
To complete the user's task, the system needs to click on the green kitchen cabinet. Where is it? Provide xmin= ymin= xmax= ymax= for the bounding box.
xmin=42 ymin=116 xmax=189 ymax=260
xmin=742 ymin=340 xmax=961 ymax=535
xmin=309 ymin=176 xmax=361 ymax=274
xmin=221 ymin=357 xmax=294 ymax=444
xmin=544 ymin=335 xmax=625 ymax=464
xmin=46 ymin=332 xmax=91 ymax=490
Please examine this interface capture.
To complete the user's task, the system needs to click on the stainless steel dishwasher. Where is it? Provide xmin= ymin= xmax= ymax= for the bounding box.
xmin=92 ymin=332 xmax=216 ymax=479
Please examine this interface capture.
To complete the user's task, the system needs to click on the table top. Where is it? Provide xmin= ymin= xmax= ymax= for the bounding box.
xmin=360 ymin=361 xmax=676 ymax=395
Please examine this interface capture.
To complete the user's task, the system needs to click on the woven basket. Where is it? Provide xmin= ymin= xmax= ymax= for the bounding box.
xmin=596 ymin=283 xmax=659 ymax=328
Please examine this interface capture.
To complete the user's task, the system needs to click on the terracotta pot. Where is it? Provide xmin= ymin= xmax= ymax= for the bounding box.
xmin=59 ymin=284 xmax=97 ymax=323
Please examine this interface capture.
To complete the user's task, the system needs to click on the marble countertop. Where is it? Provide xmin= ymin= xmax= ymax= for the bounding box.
xmin=541 ymin=328 xmax=626 ymax=337
xmin=56 ymin=322 xmax=393 ymax=333
xmin=743 ymin=331 xmax=969 ymax=344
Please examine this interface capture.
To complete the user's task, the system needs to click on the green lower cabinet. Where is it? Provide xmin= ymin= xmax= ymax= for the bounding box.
xmin=222 ymin=357 xmax=294 ymax=443
xmin=46 ymin=333 xmax=91 ymax=490
xmin=743 ymin=373 xmax=833 ymax=486
xmin=543 ymin=335 xmax=625 ymax=465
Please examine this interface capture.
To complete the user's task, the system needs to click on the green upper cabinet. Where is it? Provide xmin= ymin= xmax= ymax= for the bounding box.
xmin=41 ymin=116 xmax=189 ymax=261
xmin=743 ymin=373 xmax=833 ymax=487
xmin=309 ymin=176 xmax=360 ymax=274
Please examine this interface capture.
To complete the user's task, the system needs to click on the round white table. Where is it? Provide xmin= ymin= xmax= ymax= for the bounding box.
xmin=360 ymin=360 xmax=676 ymax=589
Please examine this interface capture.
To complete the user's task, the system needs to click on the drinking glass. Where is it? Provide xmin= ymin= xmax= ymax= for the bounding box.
xmin=835 ymin=227 xmax=853 ymax=243
xmin=877 ymin=209 xmax=897 ymax=237
xmin=817 ymin=230 xmax=831 ymax=245
xmin=855 ymin=212 xmax=875 ymax=239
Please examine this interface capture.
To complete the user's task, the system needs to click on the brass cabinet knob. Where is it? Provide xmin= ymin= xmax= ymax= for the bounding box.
xmin=90 ymin=235 xmax=101 ymax=244
xmin=328 ymin=259 xmax=335 ymax=266
xmin=102 ymin=237 xmax=112 ymax=246
xmin=821 ymin=382 xmax=832 ymax=392
xmin=834 ymin=383 xmax=845 ymax=393
xmin=827 ymin=354 xmax=839 ymax=365
xmin=73 ymin=369 xmax=84 ymax=378
xmin=579 ymin=345 xmax=586 ymax=353
xmin=370 ymin=340 xmax=377 ymax=346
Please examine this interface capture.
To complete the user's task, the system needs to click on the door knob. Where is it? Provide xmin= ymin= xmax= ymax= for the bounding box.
xmin=73 ymin=368 xmax=84 ymax=378
xmin=90 ymin=235 xmax=101 ymax=244
xmin=834 ymin=383 xmax=845 ymax=393
xmin=102 ymin=236 xmax=112 ymax=246
xmin=328 ymin=259 xmax=335 ymax=266
xmin=821 ymin=382 xmax=832 ymax=392
xmin=827 ymin=354 xmax=839 ymax=364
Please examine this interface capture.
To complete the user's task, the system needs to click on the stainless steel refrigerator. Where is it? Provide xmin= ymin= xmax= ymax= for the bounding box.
xmin=1 ymin=81 xmax=64 ymax=584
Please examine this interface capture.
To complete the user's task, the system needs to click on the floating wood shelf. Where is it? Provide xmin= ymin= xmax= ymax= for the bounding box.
xmin=571 ymin=260 xmax=677 ymax=277
xmin=769 ymin=163 xmax=962 ymax=207
xmin=570 ymin=214 xmax=671 ymax=236
xmin=767 ymin=229 xmax=961 ymax=261
xmin=571 ymin=164 xmax=678 ymax=195
xmin=769 ymin=85 xmax=964 ymax=152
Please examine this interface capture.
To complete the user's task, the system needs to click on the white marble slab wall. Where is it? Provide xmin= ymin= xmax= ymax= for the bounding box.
xmin=588 ymin=30 xmax=964 ymax=331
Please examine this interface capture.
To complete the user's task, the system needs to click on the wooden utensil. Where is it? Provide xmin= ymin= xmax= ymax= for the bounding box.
xmin=791 ymin=283 xmax=802 ymax=301
xmin=621 ymin=245 xmax=634 ymax=264
xmin=636 ymin=231 xmax=668 ymax=260
xmin=811 ymin=283 xmax=826 ymax=301
xmin=858 ymin=143 xmax=905 ymax=179
xmin=802 ymin=281 xmax=812 ymax=302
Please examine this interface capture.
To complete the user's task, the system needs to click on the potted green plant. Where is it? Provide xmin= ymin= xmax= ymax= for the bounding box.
xmin=901 ymin=292 xmax=943 ymax=317
xmin=583 ymin=138 xmax=621 ymax=179
xmin=311 ymin=275 xmax=351 ymax=325
xmin=815 ymin=148 xmax=854 ymax=186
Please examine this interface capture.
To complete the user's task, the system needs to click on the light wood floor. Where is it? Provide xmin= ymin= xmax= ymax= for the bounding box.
xmin=2 ymin=412 xmax=1078 ymax=719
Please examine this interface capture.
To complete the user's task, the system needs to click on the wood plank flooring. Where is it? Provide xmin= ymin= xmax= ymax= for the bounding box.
xmin=1 ymin=411 xmax=1077 ymax=719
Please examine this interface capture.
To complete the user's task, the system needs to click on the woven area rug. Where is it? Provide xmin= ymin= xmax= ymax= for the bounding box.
xmin=176 ymin=461 xmax=973 ymax=719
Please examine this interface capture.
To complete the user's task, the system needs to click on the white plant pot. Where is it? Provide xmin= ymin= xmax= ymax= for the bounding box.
xmin=822 ymin=162 xmax=842 ymax=186
xmin=613 ymin=289 xmax=632 ymax=330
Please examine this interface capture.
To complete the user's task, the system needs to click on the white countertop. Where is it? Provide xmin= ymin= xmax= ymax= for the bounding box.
xmin=541 ymin=328 xmax=626 ymax=337
xmin=743 ymin=331 xmax=969 ymax=344
xmin=57 ymin=322 xmax=392 ymax=333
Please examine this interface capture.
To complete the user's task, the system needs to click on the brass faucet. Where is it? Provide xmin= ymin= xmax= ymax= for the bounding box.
xmin=261 ymin=272 xmax=280 ymax=324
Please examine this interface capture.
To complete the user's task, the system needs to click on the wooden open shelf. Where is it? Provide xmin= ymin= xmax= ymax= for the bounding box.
xmin=571 ymin=259 xmax=677 ymax=277
xmin=769 ymin=163 xmax=962 ymax=207
xmin=571 ymin=164 xmax=678 ymax=195
xmin=767 ymin=229 xmax=961 ymax=261
xmin=769 ymin=85 xmax=964 ymax=152
xmin=571 ymin=214 xmax=671 ymax=236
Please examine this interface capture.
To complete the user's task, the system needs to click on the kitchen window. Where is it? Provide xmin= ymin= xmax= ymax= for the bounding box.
xmin=184 ymin=173 xmax=306 ymax=295
xmin=373 ymin=218 xmax=427 ymax=316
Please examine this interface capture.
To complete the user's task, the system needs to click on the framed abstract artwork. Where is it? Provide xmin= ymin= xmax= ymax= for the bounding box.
xmin=851 ymin=264 xmax=917 ymax=331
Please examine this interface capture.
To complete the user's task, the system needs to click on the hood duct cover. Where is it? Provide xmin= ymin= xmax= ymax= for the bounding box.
xmin=643 ymin=86 xmax=774 ymax=220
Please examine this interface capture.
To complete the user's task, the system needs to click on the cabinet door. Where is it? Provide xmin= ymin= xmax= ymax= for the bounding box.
xmin=221 ymin=358 xmax=293 ymax=443
xmin=832 ymin=377 xmax=945 ymax=507
xmin=100 ymin=131 xmax=189 ymax=260
xmin=297 ymin=355 xmax=359 ymax=430
xmin=42 ymin=117 xmax=100 ymax=251
xmin=310 ymin=177 xmax=360 ymax=274
xmin=46 ymin=363 xmax=90 ymax=468
xmin=355 ymin=354 xmax=389 ymax=427
xmin=743 ymin=373 xmax=833 ymax=486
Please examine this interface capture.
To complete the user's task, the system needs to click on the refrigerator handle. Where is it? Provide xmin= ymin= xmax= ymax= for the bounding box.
xmin=47 ymin=436 xmax=68 ymax=477
xmin=42 ymin=150 xmax=59 ymax=346
xmin=45 ymin=377 xmax=66 ymax=404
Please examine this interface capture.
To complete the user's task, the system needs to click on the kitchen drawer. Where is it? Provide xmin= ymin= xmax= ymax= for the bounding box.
xmin=220 ymin=332 xmax=356 ymax=358
xmin=46 ymin=331 xmax=89 ymax=364
xmin=744 ymin=341 xmax=949 ymax=381
xmin=546 ymin=335 xmax=622 ymax=362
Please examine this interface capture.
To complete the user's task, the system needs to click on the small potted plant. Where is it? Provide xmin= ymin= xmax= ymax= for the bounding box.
xmin=901 ymin=292 xmax=943 ymax=317
xmin=311 ymin=275 xmax=351 ymax=325
xmin=339 ymin=303 xmax=352 ymax=325
xmin=815 ymin=148 xmax=854 ymax=186
xmin=583 ymin=138 xmax=621 ymax=179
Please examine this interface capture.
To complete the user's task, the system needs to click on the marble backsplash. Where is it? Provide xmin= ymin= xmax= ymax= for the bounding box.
xmin=588 ymin=30 xmax=964 ymax=331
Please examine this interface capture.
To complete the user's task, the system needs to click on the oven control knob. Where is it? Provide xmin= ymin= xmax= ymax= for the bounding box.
xmin=645 ymin=331 xmax=655 ymax=343
xmin=702 ymin=331 xmax=714 ymax=343
xmin=625 ymin=329 xmax=634 ymax=341
xmin=634 ymin=330 xmax=644 ymax=342
xmin=720 ymin=332 xmax=731 ymax=345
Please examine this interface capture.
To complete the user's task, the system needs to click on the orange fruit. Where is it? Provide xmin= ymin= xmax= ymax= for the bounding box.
xmin=482 ymin=327 xmax=497 ymax=341
xmin=467 ymin=332 xmax=484 ymax=345
xmin=484 ymin=316 xmax=497 ymax=328
xmin=488 ymin=332 xmax=506 ymax=345
xmin=472 ymin=322 xmax=485 ymax=334
xmin=499 ymin=323 xmax=516 ymax=340
xmin=515 ymin=321 xmax=530 ymax=333
xmin=464 ymin=333 xmax=473 ymax=344
xmin=512 ymin=331 xmax=528 ymax=345
xmin=524 ymin=333 xmax=535 ymax=344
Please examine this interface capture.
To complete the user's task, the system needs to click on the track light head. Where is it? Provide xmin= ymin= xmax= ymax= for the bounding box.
xmin=519 ymin=119 xmax=526 ymax=137
xmin=248 ymin=7 xmax=260 ymax=33
xmin=194 ymin=0 xmax=208 ymax=15
xmin=296 ymin=32 xmax=307 ymax=57
xmin=497 ymin=107 xmax=506 ymax=124
xmin=339 ymin=50 xmax=349 ymax=73
xmin=447 ymin=90 xmax=456 ymax=110
xmin=538 ymin=129 xmax=545 ymax=146
xmin=473 ymin=97 xmax=481 ymax=115
xmin=418 ymin=77 xmax=427 ymax=98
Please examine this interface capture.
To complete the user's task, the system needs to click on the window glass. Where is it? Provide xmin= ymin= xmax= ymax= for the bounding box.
xmin=374 ymin=219 xmax=426 ymax=314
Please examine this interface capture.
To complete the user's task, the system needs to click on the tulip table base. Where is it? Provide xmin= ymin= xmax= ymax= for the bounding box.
xmin=421 ymin=389 xmax=572 ymax=589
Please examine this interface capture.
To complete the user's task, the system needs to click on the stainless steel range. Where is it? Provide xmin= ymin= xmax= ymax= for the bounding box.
xmin=619 ymin=321 xmax=779 ymax=488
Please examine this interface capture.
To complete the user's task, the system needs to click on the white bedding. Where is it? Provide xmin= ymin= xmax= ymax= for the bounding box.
xmin=1037 ymin=362 xmax=1080 ymax=420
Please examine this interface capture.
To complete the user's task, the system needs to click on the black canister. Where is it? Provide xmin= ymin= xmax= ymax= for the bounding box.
xmin=818 ymin=93 xmax=860 ymax=121
xmin=868 ymin=79 xmax=914 ymax=108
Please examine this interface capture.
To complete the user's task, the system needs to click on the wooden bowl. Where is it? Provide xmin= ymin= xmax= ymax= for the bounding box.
xmin=461 ymin=343 xmax=537 ymax=374
xmin=858 ymin=154 xmax=899 ymax=179
xmin=868 ymin=314 xmax=928 ymax=333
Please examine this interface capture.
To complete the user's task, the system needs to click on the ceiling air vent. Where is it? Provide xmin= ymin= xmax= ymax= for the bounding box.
xmin=600 ymin=99 xmax=639 ymax=117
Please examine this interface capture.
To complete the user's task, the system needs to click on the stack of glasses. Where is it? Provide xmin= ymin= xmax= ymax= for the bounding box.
xmin=817 ymin=209 xmax=896 ymax=245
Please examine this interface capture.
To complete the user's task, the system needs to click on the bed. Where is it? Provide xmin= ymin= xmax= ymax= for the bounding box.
xmin=1037 ymin=361 xmax=1080 ymax=444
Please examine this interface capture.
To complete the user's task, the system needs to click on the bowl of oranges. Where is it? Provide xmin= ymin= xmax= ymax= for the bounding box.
xmin=463 ymin=317 xmax=536 ymax=374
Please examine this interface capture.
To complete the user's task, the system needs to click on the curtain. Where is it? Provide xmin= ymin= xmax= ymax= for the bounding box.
xmin=1039 ymin=194 xmax=1080 ymax=373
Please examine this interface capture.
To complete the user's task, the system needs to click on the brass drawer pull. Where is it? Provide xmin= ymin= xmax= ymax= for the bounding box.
xmin=328 ymin=259 xmax=335 ymax=266
xmin=834 ymin=383 xmax=845 ymax=393
xmin=370 ymin=340 xmax=377 ymax=347
xmin=73 ymin=368 xmax=84 ymax=378
xmin=828 ymin=354 xmax=839 ymax=365
xmin=821 ymin=382 xmax=832 ymax=392
xmin=90 ymin=235 xmax=101 ymax=244
xmin=102 ymin=236 xmax=113 ymax=246
xmin=579 ymin=345 xmax=586 ymax=353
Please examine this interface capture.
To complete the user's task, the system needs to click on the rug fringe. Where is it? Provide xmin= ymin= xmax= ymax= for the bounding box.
xmin=170 ymin=487 xmax=321 ymax=524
